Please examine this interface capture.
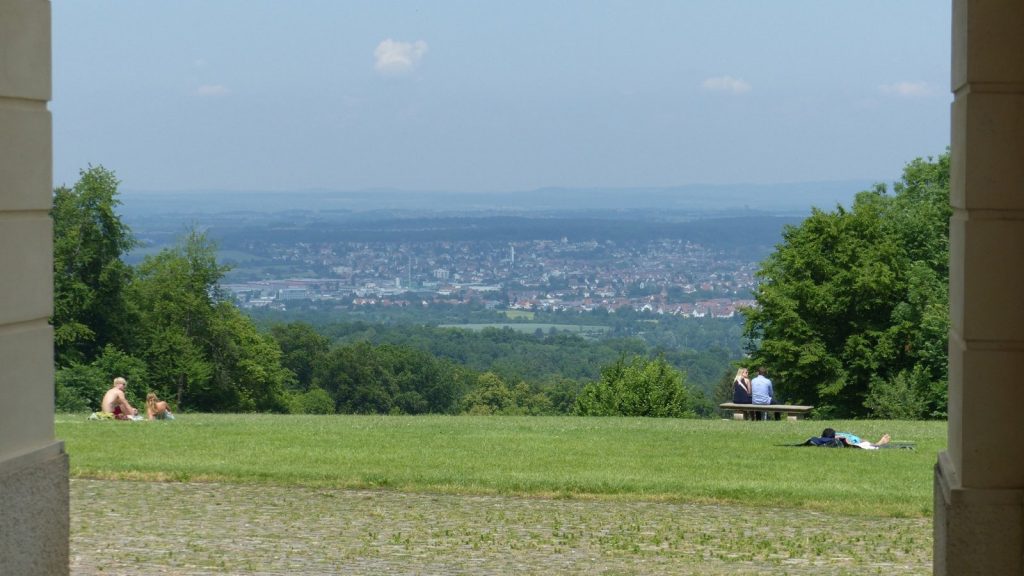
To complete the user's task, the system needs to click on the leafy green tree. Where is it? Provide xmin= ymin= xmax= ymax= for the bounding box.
xmin=131 ymin=228 xmax=224 ymax=407
xmin=52 ymin=166 xmax=137 ymax=366
xmin=314 ymin=341 xmax=465 ymax=414
xmin=511 ymin=381 xmax=556 ymax=415
xmin=55 ymin=345 xmax=148 ymax=412
xmin=269 ymin=322 xmax=330 ymax=391
xmin=864 ymin=366 xmax=932 ymax=419
xmin=314 ymin=342 xmax=394 ymax=414
xmin=461 ymin=372 xmax=517 ymax=415
xmin=743 ymin=153 xmax=950 ymax=417
xmin=140 ymin=325 xmax=212 ymax=409
xmin=537 ymin=375 xmax=584 ymax=414
xmin=55 ymin=363 xmax=106 ymax=413
xmin=459 ymin=372 xmax=555 ymax=415
xmin=132 ymin=228 xmax=289 ymax=411
xmin=90 ymin=345 xmax=149 ymax=401
xmin=574 ymin=355 xmax=695 ymax=417
xmin=205 ymin=302 xmax=291 ymax=412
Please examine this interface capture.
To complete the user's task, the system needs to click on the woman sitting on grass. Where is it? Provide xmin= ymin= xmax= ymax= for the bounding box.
xmin=146 ymin=392 xmax=175 ymax=420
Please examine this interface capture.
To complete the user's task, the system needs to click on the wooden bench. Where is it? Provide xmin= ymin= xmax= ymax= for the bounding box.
xmin=719 ymin=402 xmax=814 ymax=421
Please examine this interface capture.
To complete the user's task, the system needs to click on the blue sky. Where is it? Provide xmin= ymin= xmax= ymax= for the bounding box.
xmin=53 ymin=1 xmax=951 ymax=194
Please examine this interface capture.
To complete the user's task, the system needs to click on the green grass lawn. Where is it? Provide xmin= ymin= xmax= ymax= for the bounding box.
xmin=56 ymin=414 xmax=944 ymax=518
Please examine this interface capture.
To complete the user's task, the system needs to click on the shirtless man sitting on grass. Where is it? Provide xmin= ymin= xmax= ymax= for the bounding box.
xmin=101 ymin=377 xmax=138 ymax=420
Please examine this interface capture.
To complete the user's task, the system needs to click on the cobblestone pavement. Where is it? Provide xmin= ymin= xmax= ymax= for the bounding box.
xmin=71 ymin=479 xmax=931 ymax=575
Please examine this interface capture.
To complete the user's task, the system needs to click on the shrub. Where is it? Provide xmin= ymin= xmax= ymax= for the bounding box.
xmin=55 ymin=363 xmax=107 ymax=412
xmin=864 ymin=366 xmax=933 ymax=420
xmin=575 ymin=355 xmax=694 ymax=417
xmin=290 ymin=387 xmax=336 ymax=414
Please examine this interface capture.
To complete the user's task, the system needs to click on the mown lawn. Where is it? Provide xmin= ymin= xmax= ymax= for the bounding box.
xmin=56 ymin=414 xmax=945 ymax=518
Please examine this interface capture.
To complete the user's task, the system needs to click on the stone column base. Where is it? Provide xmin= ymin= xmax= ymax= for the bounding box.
xmin=0 ymin=442 xmax=68 ymax=576
xmin=935 ymin=451 xmax=1024 ymax=575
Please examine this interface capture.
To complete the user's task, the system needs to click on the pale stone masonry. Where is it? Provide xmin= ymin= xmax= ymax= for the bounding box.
xmin=0 ymin=0 xmax=69 ymax=574
xmin=934 ymin=0 xmax=1024 ymax=574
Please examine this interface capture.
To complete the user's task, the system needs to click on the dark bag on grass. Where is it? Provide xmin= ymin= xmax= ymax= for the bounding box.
xmin=803 ymin=436 xmax=846 ymax=448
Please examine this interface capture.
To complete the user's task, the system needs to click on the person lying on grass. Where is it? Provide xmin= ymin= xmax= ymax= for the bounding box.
xmin=820 ymin=428 xmax=890 ymax=449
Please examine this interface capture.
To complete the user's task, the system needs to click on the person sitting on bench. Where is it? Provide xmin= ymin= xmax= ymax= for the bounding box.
xmin=750 ymin=367 xmax=774 ymax=420
xmin=731 ymin=368 xmax=754 ymax=419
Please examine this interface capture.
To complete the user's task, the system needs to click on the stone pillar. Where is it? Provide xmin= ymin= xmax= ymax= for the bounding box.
xmin=935 ymin=0 xmax=1024 ymax=574
xmin=0 ymin=1 xmax=69 ymax=575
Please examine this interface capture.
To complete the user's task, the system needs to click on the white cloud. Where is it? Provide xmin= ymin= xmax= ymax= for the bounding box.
xmin=196 ymin=84 xmax=230 ymax=97
xmin=878 ymin=81 xmax=932 ymax=98
xmin=700 ymin=76 xmax=751 ymax=95
xmin=374 ymin=39 xmax=428 ymax=76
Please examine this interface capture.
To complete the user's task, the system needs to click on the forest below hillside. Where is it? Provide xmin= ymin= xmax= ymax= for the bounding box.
xmin=255 ymin=317 xmax=741 ymax=396
xmin=249 ymin=305 xmax=746 ymax=358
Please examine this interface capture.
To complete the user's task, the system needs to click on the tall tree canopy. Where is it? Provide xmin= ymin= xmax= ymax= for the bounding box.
xmin=743 ymin=153 xmax=950 ymax=418
xmin=52 ymin=166 xmax=137 ymax=366
xmin=269 ymin=322 xmax=330 ymax=391
xmin=131 ymin=228 xmax=290 ymax=412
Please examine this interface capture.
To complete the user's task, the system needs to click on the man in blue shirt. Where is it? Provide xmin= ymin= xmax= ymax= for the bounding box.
xmin=750 ymin=367 xmax=774 ymax=420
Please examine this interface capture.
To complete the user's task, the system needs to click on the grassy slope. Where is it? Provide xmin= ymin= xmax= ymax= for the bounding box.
xmin=57 ymin=414 xmax=944 ymax=518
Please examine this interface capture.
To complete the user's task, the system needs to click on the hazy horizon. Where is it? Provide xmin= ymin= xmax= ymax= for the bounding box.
xmin=114 ymin=179 xmax=877 ymax=218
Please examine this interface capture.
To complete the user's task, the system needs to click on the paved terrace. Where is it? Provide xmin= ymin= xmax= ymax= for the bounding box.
xmin=71 ymin=479 xmax=930 ymax=575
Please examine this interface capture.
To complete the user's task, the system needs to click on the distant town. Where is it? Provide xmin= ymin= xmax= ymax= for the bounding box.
xmin=220 ymin=237 xmax=759 ymax=318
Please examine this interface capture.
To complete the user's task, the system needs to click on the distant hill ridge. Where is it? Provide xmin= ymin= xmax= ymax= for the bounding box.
xmin=118 ymin=180 xmax=874 ymax=218
xmin=127 ymin=213 xmax=803 ymax=255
